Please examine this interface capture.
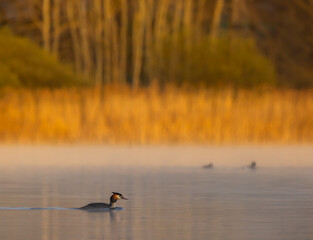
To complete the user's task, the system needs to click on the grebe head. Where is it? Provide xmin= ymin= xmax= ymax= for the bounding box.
xmin=110 ymin=192 xmax=128 ymax=206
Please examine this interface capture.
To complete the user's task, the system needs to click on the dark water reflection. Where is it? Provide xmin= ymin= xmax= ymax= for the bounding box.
xmin=1 ymin=165 xmax=313 ymax=240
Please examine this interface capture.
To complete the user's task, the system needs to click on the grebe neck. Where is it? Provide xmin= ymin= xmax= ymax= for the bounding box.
xmin=109 ymin=195 xmax=118 ymax=207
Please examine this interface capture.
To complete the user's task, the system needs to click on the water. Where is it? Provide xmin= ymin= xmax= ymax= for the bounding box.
xmin=1 ymin=146 xmax=313 ymax=240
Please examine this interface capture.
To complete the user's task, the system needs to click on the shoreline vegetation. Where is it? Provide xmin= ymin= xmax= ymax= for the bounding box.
xmin=1 ymin=1 xmax=312 ymax=144
xmin=1 ymin=86 xmax=313 ymax=144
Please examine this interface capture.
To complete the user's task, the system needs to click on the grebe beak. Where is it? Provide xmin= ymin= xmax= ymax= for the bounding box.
xmin=121 ymin=195 xmax=128 ymax=200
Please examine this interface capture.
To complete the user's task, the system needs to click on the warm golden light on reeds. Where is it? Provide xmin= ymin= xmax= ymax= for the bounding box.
xmin=1 ymin=87 xmax=313 ymax=144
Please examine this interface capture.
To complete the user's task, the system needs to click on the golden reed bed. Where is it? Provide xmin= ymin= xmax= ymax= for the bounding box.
xmin=0 ymin=86 xmax=313 ymax=144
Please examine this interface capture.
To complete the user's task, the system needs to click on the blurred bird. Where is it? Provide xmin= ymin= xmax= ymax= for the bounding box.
xmin=249 ymin=161 xmax=256 ymax=169
xmin=203 ymin=163 xmax=214 ymax=169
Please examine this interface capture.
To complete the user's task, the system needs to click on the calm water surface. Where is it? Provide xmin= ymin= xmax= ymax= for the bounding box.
xmin=1 ymin=146 xmax=313 ymax=240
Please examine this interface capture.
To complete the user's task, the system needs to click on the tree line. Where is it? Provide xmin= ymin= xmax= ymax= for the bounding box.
xmin=0 ymin=0 xmax=312 ymax=88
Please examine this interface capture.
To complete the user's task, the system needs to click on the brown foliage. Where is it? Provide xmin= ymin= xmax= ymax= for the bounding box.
xmin=247 ymin=0 xmax=313 ymax=87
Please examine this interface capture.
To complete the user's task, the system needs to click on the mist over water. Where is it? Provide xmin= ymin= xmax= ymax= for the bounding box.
xmin=1 ymin=146 xmax=313 ymax=240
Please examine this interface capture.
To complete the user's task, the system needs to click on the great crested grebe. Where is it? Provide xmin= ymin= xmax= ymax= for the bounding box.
xmin=80 ymin=192 xmax=128 ymax=210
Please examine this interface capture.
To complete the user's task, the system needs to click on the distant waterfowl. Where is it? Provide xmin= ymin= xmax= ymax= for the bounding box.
xmin=249 ymin=161 xmax=256 ymax=169
xmin=80 ymin=192 xmax=128 ymax=210
xmin=203 ymin=163 xmax=214 ymax=169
